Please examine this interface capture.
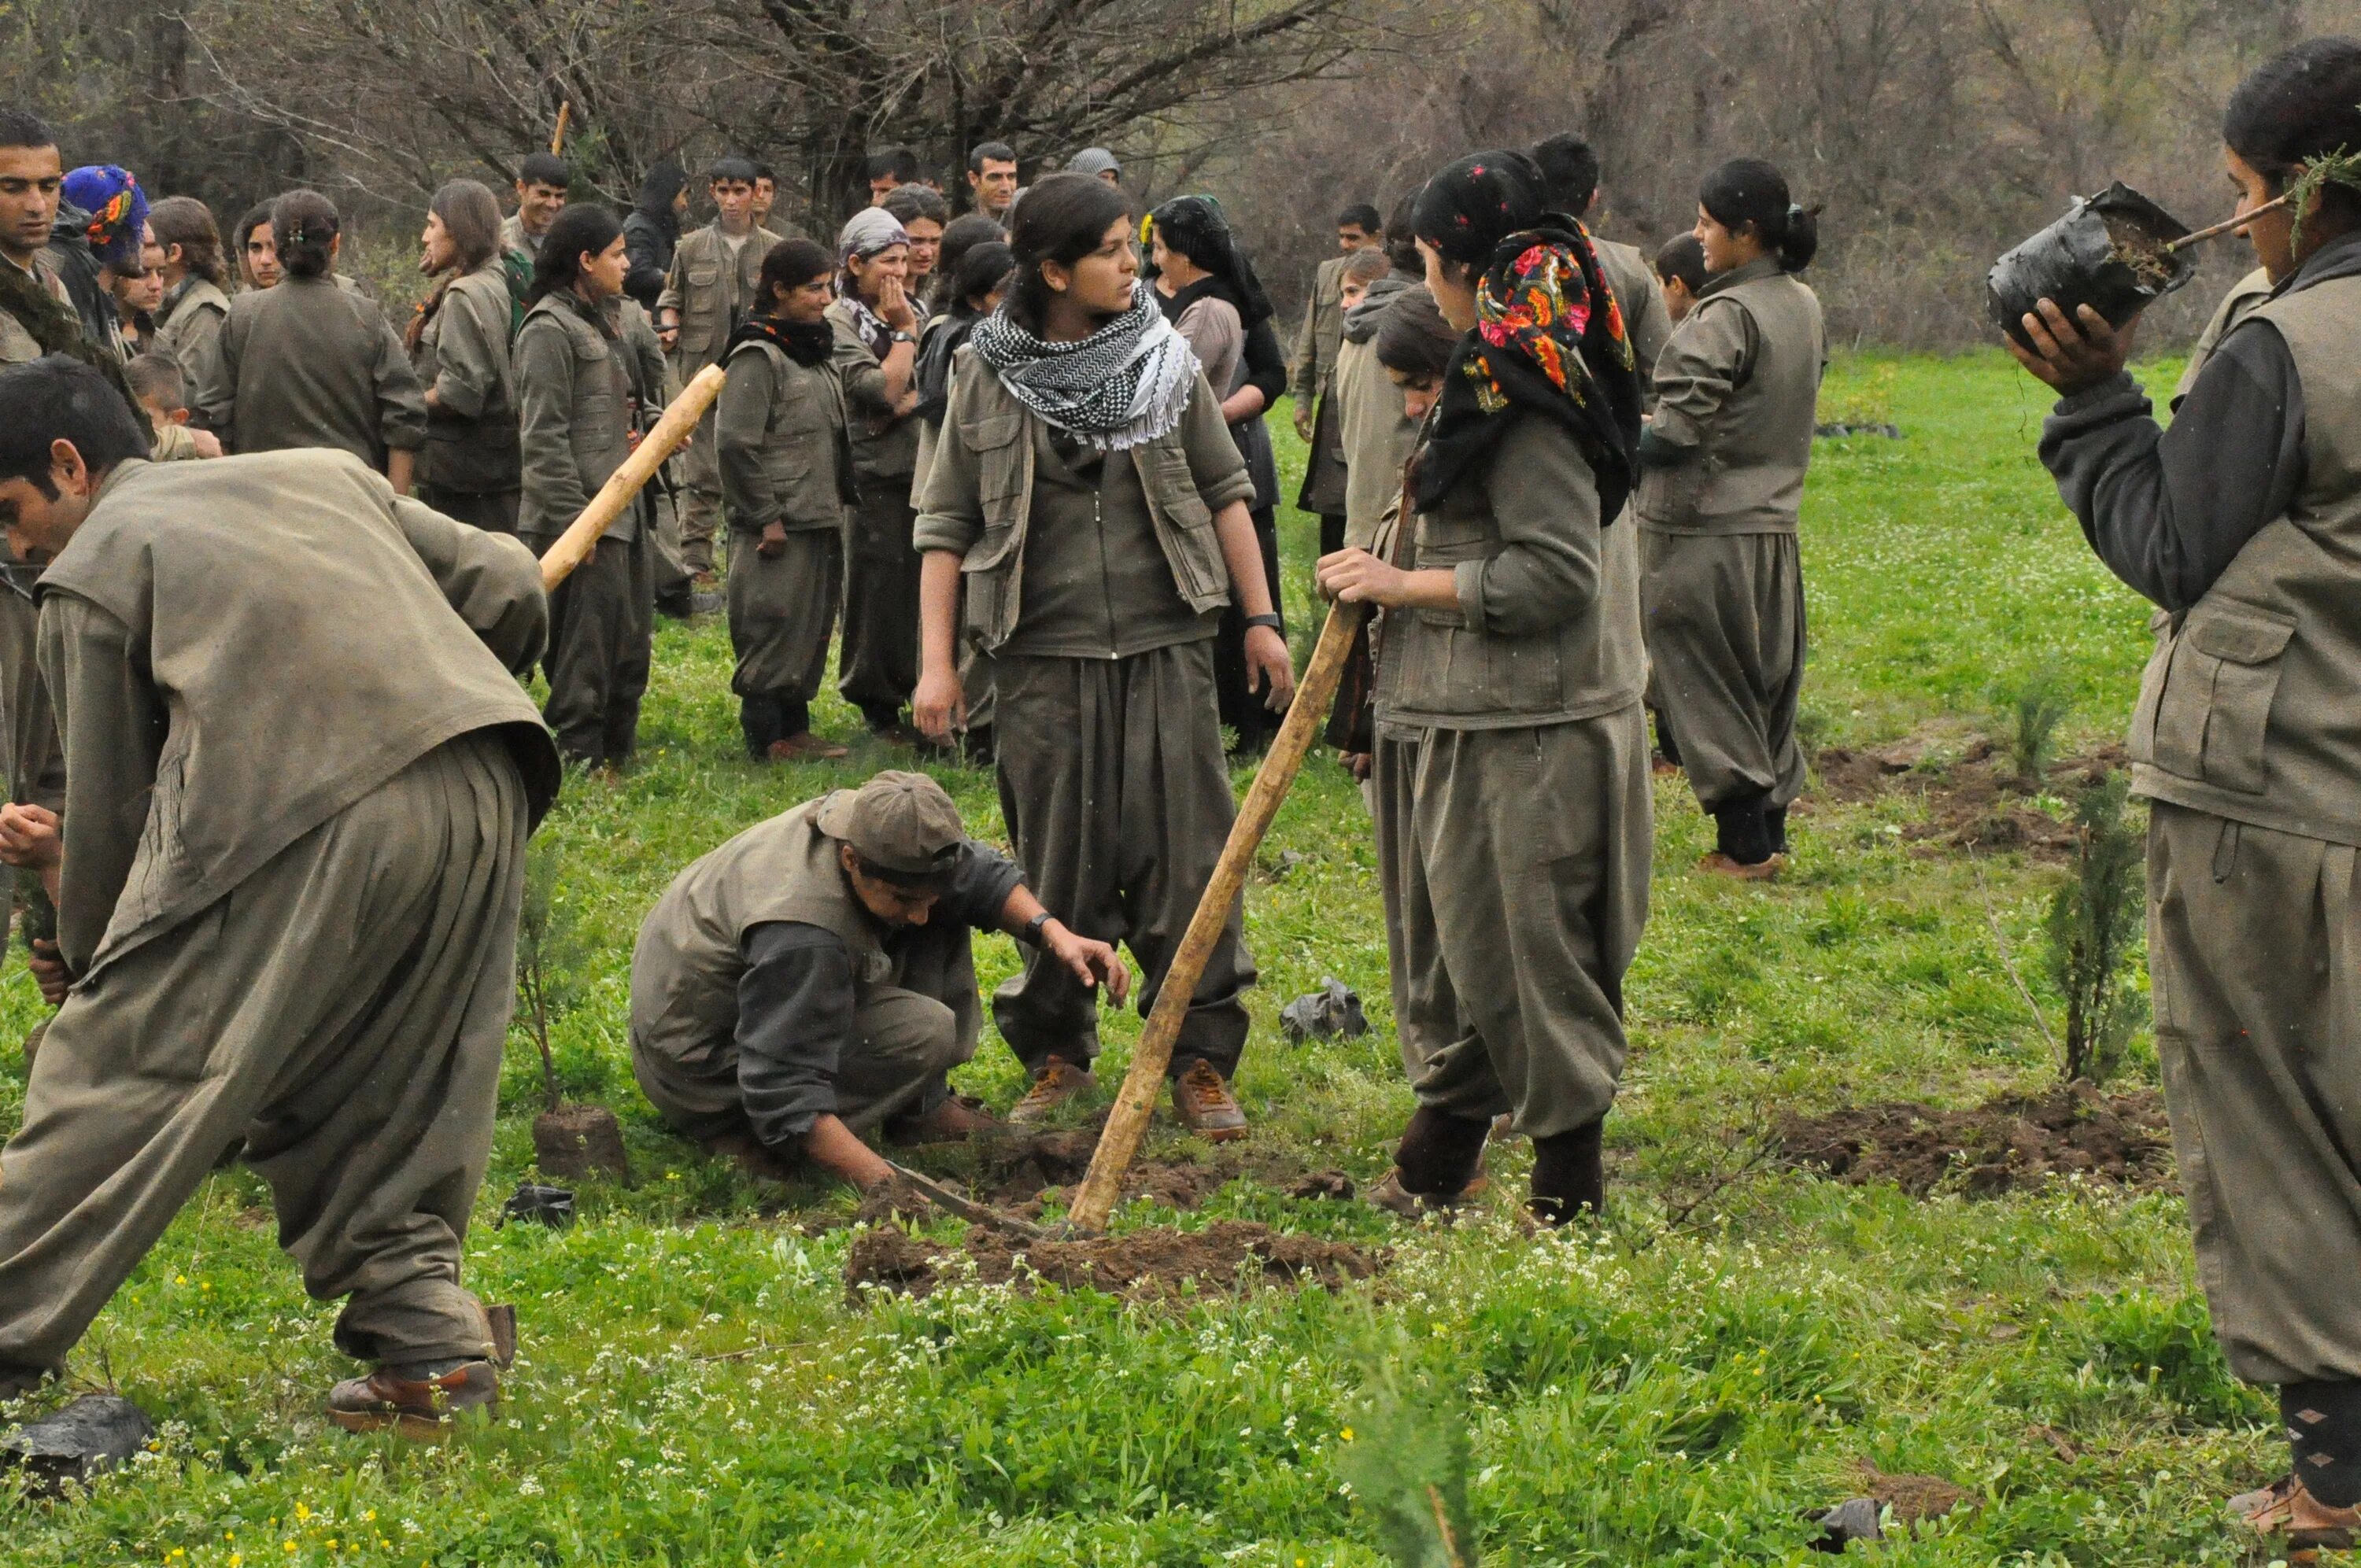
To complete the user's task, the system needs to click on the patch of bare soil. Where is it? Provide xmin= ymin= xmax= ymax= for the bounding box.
xmin=534 ymin=1103 xmax=633 ymax=1183
xmin=966 ymin=1131 xmax=1354 ymax=1218
xmin=1776 ymin=1083 xmax=2172 ymax=1197
xmin=1812 ymin=734 xmax=2126 ymax=862
xmin=843 ymin=1219 xmax=1385 ymax=1303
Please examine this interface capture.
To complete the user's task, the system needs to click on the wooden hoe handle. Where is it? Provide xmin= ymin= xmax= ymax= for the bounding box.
xmin=539 ymin=363 xmax=726 ymax=592
xmin=1064 ymin=600 xmax=1369 ymax=1234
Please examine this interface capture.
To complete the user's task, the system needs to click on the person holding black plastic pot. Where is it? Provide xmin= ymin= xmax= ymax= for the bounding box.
xmin=2004 ymin=36 xmax=2361 ymax=1551
xmin=911 ymin=172 xmax=1293 ymax=1140
xmin=1317 ymin=150 xmax=1649 ymax=1226
xmin=1636 ymin=157 xmax=1826 ymax=880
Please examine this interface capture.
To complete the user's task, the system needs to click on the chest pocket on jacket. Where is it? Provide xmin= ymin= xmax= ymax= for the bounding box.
xmin=2144 ymin=607 xmax=2293 ymax=795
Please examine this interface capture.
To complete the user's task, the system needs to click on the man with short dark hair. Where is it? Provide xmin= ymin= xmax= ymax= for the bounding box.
xmin=0 ymin=108 xmax=75 ymax=371
xmin=656 ymin=156 xmax=793 ymax=584
xmin=751 ymin=160 xmax=778 ymax=232
xmin=501 ymin=151 xmax=571 ymax=259
xmin=1532 ymin=133 xmax=1671 ymax=408
xmin=1290 ymin=201 xmax=1379 ymax=555
xmin=867 ymin=148 xmax=920 ymax=206
xmin=630 ymin=771 xmax=1126 ymax=1190
xmin=0 ymin=356 xmax=557 ymax=1434
xmin=966 ymin=141 xmax=1018 ymax=221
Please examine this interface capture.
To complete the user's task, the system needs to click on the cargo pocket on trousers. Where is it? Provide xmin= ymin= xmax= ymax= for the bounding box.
xmin=2152 ymin=608 xmax=2292 ymax=795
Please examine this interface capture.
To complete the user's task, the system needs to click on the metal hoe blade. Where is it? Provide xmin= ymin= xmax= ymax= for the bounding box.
xmin=885 ymin=1161 xmax=1051 ymax=1241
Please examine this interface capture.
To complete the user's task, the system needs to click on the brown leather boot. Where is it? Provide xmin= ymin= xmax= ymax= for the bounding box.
xmin=1008 ymin=1057 xmax=1097 ymax=1126
xmin=2231 ymin=1474 xmax=2359 ymax=1550
xmin=1171 ymin=1060 xmax=1247 ymax=1141
xmin=768 ymin=733 xmax=850 ymax=762
xmin=327 ymin=1360 xmax=498 ymax=1440
xmin=1698 ymin=850 xmax=1784 ymax=882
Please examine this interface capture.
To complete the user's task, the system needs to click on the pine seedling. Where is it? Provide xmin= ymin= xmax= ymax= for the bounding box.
xmin=2004 ymin=669 xmax=2071 ymax=787
xmin=2044 ymin=770 xmax=2146 ymax=1084
xmin=1339 ymin=1329 xmax=1481 ymax=1568
xmin=2287 ymin=131 xmax=2361 ymax=252
xmin=515 ymin=836 xmax=588 ymax=1114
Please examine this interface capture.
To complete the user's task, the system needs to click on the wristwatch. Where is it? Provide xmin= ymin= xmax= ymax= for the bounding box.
xmin=1243 ymin=614 xmax=1284 ymax=633
xmin=889 ymin=329 xmax=916 ymax=345
xmin=1020 ymin=911 xmax=1054 ymax=948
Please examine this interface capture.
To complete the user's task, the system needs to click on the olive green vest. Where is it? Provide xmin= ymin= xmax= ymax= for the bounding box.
xmin=1636 ymin=260 xmax=1825 ymax=535
xmin=942 ymin=349 xmax=1232 ymax=652
xmin=722 ymin=336 xmax=854 ymax=532
xmin=2129 ymin=274 xmax=2361 ymax=843
xmin=515 ymin=292 xmax=640 ymax=540
xmin=628 ymin=795 xmax=892 ymax=1072
xmin=826 ymin=300 xmax=922 ymax=481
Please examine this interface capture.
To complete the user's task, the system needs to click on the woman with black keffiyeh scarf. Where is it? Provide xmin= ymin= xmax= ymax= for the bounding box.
xmin=1316 ymin=148 xmax=1652 ymax=1233
xmin=909 ymin=172 xmax=1297 ymax=1143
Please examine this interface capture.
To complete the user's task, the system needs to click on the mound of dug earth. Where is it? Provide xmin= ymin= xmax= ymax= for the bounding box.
xmin=1777 ymin=1085 xmax=2171 ymax=1197
xmin=844 ymin=1219 xmax=1384 ymax=1303
xmin=1813 ymin=735 xmax=2126 ymax=861
xmin=966 ymin=1131 xmax=1354 ymax=1216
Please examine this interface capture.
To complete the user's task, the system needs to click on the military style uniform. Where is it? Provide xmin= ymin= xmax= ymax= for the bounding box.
xmin=1334 ymin=275 xmax=1424 ymax=550
xmin=209 ymin=275 xmax=430 ymax=465
xmin=827 ymin=300 xmax=925 ymax=731
xmin=1593 ymin=236 xmax=1673 ymax=410
xmin=515 ymin=288 xmax=656 ymax=767
xmin=152 ymin=275 xmax=232 ymax=429
xmin=411 ymin=260 xmax=521 ymax=535
xmin=1373 ymin=416 xmax=1651 ymax=1137
xmin=2174 ymin=266 xmax=2272 ymax=409
xmin=630 ymin=791 xmax=1024 ymax=1146
xmin=1291 ymin=253 xmax=1351 ymax=552
xmin=1638 ymin=256 xmax=1826 ymax=827
xmin=498 ymin=212 xmax=547 ymax=261
xmin=715 ymin=330 xmax=854 ymax=753
xmin=0 ymin=449 xmax=556 ymax=1384
xmin=656 ymin=221 xmax=789 ymax=577
xmin=914 ymin=356 xmax=1260 ymax=1082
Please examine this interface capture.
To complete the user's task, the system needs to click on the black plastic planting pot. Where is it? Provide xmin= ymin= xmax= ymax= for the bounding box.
xmin=1987 ymin=181 xmax=2197 ymax=349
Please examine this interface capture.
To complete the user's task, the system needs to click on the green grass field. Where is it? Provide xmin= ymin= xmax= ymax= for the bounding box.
xmin=0 ymin=352 xmax=2285 ymax=1566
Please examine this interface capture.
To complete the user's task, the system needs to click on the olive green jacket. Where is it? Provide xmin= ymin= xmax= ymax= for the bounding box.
xmin=717 ymin=335 xmax=853 ymax=533
xmin=1638 ymin=257 xmax=1826 ymax=535
xmin=412 ymin=261 xmax=519 ymax=494
xmin=2173 ymin=267 xmax=2272 ymax=408
xmin=2130 ymin=275 xmax=2361 ymax=844
xmin=1593 ymin=236 xmax=1671 ymax=415
xmin=153 ymin=276 xmax=231 ymax=426
xmin=1289 ymin=253 xmax=1348 ymax=405
xmin=1376 ymin=414 xmax=1646 ymax=731
xmin=912 ymin=348 xmax=1253 ymax=652
xmin=210 ymin=275 xmax=429 ymax=462
xmin=36 ymin=451 xmax=555 ymax=978
xmin=826 ymin=300 xmax=920 ymax=481
xmin=515 ymin=290 xmax=646 ymax=540
xmin=657 ymin=223 xmax=788 ymax=374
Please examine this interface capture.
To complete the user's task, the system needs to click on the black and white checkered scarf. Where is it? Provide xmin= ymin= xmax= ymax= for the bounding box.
xmin=968 ymin=279 xmax=1199 ymax=452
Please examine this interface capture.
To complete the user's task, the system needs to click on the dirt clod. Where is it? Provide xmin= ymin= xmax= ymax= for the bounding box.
xmin=844 ymin=1219 xmax=1384 ymax=1303
xmin=1857 ymin=1463 xmax=1972 ymax=1527
xmin=1813 ymin=733 xmax=2126 ymax=862
xmin=1777 ymin=1084 xmax=2171 ymax=1197
xmin=534 ymin=1104 xmax=632 ymax=1185
xmin=1288 ymin=1170 xmax=1356 ymax=1201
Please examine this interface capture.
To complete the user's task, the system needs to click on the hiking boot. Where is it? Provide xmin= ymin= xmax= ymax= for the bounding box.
xmin=327 ymin=1360 xmax=498 ymax=1440
xmin=1171 ymin=1060 xmax=1247 ymax=1142
xmin=2231 ymin=1474 xmax=2360 ymax=1550
xmin=767 ymin=733 xmax=850 ymax=762
xmin=1007 ymin=1057 xmax=1096 ymax=1126
xmin=886 ymin=1097 xmax=1003 ymax=1147
xmin=1698 ymin=850 xmax=1784 ymax=882
xmin=692 ymin=570 xmax=722 ymax=592
xmin=1365 ymin=1168 xmax=1490 ymax=1221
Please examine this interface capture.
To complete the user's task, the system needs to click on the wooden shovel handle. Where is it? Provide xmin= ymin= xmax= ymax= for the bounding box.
xmin=1064 ymin=600 xmax=1369 ymax=1234
xmin=549 ymin=102 xmax=571 ymax=157
xmin=539 ymin=363 xmax=726 ymax=592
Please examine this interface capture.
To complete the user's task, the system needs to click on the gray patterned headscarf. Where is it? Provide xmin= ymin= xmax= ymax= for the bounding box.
xmin=968 ymin=278 xmax=1200 ymax=451
xmin=835 ymin=207 xmax=911 ymax=358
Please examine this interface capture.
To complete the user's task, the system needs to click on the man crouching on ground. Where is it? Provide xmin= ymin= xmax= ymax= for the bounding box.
xmin=630 ymin=770 xmax=1128 ymax=1192
xmin=0 ymin=356 xmax=560 ymax=1437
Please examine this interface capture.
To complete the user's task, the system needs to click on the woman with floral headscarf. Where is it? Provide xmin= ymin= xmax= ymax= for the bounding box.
xmin=1317 ymin=149 xmax=1647 ymax=1229
xmin=825 ymin=205 xmax=926 ymax=739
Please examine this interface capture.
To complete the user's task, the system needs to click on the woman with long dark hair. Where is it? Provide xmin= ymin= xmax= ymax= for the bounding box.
xmin=2008 ymin=36 xmax=2361 ymax=1549
xmin=514 ymin=203 xmax=656 ymax=769
xmin=622 ymin=158 xmax=687 ymax=312
xmin=718 ymin=238 xmax=857 ymax=762
xmin=148 ymin=196 xmax=231 ymax=421
xmin=826 ymin=207 xmax=926 ymax=739
xmin=912 ymin=172 xmax=1294 ymax=1138
xmin=1146 ymin=194 xmax=1291 ymax=754
xmin=1636 ymin=157 xmax=1825 ymax=880
xmin=232 ymin=201 xmax=279 ymax=291
xmin=1317 ymin=150 xmax=1648 ymax=1226
xmin=408 ymin=179 xmax=519 ymax=534
xmin=207 ymin=191 xmax=427 ymax=488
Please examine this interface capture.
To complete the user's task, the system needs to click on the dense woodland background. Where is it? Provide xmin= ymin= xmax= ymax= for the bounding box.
xmin=6 ymin=0 xmax=2358 ymax=345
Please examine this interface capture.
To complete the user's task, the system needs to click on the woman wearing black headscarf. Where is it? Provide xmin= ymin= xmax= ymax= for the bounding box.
xmin=1317 ymin=149 xmax=1648 ymax=1228
xmin=623 ymin=159 xmax=688 ymax=312
xmin=1148 ymin=194 xmax=1291 ymax=754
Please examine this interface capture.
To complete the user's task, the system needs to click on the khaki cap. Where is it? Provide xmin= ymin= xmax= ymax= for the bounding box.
xmin=815 ymin=771 xmax=966 ymax=876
